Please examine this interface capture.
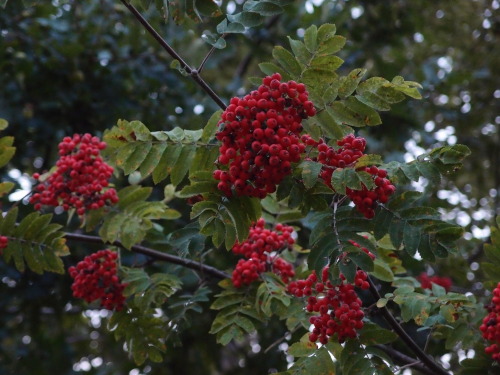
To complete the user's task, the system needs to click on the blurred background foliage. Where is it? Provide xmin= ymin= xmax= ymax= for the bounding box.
xmin=0 ymin=0 xmax=498 ymax=374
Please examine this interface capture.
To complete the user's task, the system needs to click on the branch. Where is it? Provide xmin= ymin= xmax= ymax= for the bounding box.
xmin=367 ymin=276 xmax=449 ymax=375
xmin=119 ymin=0 xmax=227 ymax=110
xmin=374 ymin=345 xmax=436 ymax=375
xmin=198 ymin=34 xmax=226 ymax=73
xmin=64 ymin=232 xmax=230 ymax=280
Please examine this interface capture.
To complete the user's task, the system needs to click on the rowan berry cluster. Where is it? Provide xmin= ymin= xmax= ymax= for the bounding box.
xmin=0 ymin=236 xmax=8 ymax=254
xmin=232 ymin=258 xmax=266 ymax=288
xmin=417 ymin=272 xmax=452 ymax=292
xmin=232 ymin=219 xmax=295 ymax=259
xmin=288 ymin=266 xmax=368 ymax=344
xmin=214 ymin=73 xmax=315 ymax=198
xmin=69 ymin=249 xmax=126 ymax=311
xmin=303 ymin=134 xmax=395 ymax=218
xmin=480 ymin=283 xmax=500 ymax=361
xmin=30 ymin=134 xmax=119 ymax=216
xmin=231 ymin=219 xmax=295 ymax=288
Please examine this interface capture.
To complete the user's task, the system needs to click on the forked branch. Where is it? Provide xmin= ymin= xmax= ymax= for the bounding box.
xmin=119 ymin=0 xmax=227 ymax=110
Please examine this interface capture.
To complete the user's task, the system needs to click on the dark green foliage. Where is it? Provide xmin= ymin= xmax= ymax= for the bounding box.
xmin=0 ymin=208 xmax=68 ymax=274
xmin=0 ymin=1 xmax=497 ymax=374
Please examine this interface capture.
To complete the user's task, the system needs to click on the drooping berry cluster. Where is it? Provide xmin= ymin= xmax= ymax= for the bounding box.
xmin=214 ymin=73 xmax=315 ymax=198
xmin=69 ymin=249 xmax=126 ymax=311
xmin=0 ymin=236 xmax=8 ymax=255
xmin=30 ymin=134 xmax=119 ymax=216
xmin=480 ymin=283 xmax=500 ymax=361
xmin=231 ymin=219 xmax=295 ymax=288
xmin=417 ymin=272 xmax=452 ymax=292
xmin=288 ymin=266 xmax=368 ymax=344
xmin=303 ymin=134 xmax=395 ymax=218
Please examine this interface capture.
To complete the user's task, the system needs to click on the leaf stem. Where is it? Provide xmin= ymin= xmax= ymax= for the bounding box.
xmin=119 ymin=0 xmax=227 ymax=110
xmin=367 ymin=276 xmax=449 ymax=375
xmin=64 ymin=232 xmax=230 ymax=280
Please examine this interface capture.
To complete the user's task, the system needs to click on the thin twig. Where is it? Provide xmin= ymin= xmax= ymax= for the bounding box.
xmin=367 ymin=276 xmax=449 ymax=375
xmin=264 ymin=326 xmax=299 ymax=354
xmin=374 ymin=345 xmax=436 ymax=375
xmin=119 ymin=0 xmax=227 ymax=110
xmin=198 ymin=34 xmax=226 ymax=73
xmin=64 ymin=232 xmax=230 ymax=280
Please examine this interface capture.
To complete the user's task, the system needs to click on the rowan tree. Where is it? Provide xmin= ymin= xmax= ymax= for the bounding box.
xmin=0 ymin=1 xmax=498 ymax=374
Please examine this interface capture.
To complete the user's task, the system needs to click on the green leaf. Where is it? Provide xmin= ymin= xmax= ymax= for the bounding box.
xmin=0 ymin=181 xmax=14 ymax=197
xmin=258 ymin=62 xmax=292 ymax=81
xmin=354 ymin=154 xmax=383 ymax=168
xmin=273 ymin=46 xmax=302 ymax=77
xmin=201 ymin=32 xmax=227 ymax=49
xmin=348 ymin=250 xmax=374 ymax=272
xmin=194 ymin=0 xmax=221 ymax=17
xmin=303 ymin=25 xmax=318 ymax=52
xmin=202 ymin=110 xmax=222 ymax=142
xmin=388 ymin=217 xmax=404 ymax=249
xmin=0 ymin=140 xmax=16 ymax=168
xmin=301 ymin=160 xmax=323 ymax=189
xmin=371 ymin=258 xmax=394 ymax=282
xmin=316 ymin=24 xmax=336 ymax=44
xmin=310 ymin=55 xmax=343 ymax=71
xmin=403 ymin=222 xmax=420 ymax=256
xmin=122 ymin=142 xmax=153 ymax=175
xmin=313 ymin=110 xmax=347 ymax=140
xmin=358 ymin=323 xmax=398 ymax=345
xmin=339 ymin=259 xmax=357 ymax=283
xmin=108 ymin=306 xmax=166 ymax=366
xmin=216 ymin=19 xmax=245 ymax=33
xmin=317 ymin=35 xmax=346 ymax=55
xmin=288 ymin=341 xmax=317 ymax=357
xmin=212 ymin=219 xmax=225 ymax=248
xmin=170 ymin=145 xmax=196 ymax=186
xmin=0 ymin=118 xmax=8 ymax=130
xmin=178 ymin=181 xmax=217 ymax=196
xmin=338 ymin=69 xmax=367 ymax=99
xmin=308 ymin=235 xmax=336 ymax=275
xmin=246 ymin=1 xmax=283 ymax=16
xmin=227 ymin=12 xmax=265 ymax=27
xmin=288 ymin=37 xmax=310 ymax=65
xmin=139 ymin=143 xmax=167 ymax=178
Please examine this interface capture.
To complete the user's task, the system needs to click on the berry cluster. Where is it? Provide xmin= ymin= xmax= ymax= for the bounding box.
xmin=30 ymin=134 xmax=119 ymax=216
xmin=231 ymin=219 xmax=295 ymax=288
xmin=303 ymin=134 xmax=395 ymax=218
xmin=232 ymin=219 xmax=295 ymax=260
xmin=417 ymin=272 xmax=452 ymax=292
xmin=232 ymin=258 xmax=266 ymax=288
xmin=0 ymin=236 xmax=8 ymax=255
xmin=214 ymin=73 xmax=315 ymax=198
xmin=288 ymin=266 xmax=368 ymax=344
xmin=69 ymin=249 xmax=126 ymax=311
xmin=480 ymin=283 xmax=500 ymax=361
